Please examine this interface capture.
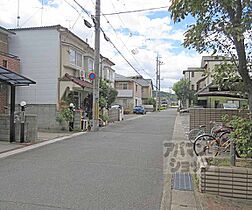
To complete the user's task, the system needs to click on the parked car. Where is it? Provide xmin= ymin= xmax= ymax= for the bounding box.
xmin=133 ymin=105 xmax=146 ymax=114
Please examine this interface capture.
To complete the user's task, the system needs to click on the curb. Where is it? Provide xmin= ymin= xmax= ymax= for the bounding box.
xmin=160 ymin=173 xmax=172 ymax=210
xmin=0 ymin=132 xmax=85 ymax=159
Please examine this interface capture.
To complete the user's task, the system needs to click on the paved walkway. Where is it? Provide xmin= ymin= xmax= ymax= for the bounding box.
xmin=163 ymin=112 xmax=252 ymax=210
xmin=0 ymin=114 xmax=140 ymax=154
xmin=161 ymin=112 xmax=199 ymax=210
xmin=0 ymin=132 xmax=72 ymax=154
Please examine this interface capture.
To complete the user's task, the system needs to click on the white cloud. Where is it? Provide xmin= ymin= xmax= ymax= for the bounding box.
xmin=0 ymin=0 xmax=204 ymax=91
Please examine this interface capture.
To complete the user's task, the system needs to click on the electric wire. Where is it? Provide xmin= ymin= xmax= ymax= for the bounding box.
xmin=102 ymin=2 xmax=155 ymax=78
xmin=72 ymin=0 xmax=157 ymax=88
xmin=102 ymin=5 xmax=169 ymax=16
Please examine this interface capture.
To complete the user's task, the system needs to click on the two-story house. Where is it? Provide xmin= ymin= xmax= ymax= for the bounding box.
xmin=9 ymin=25 xmax=115 ymax=129
xmin=128 ymin=75 xmax=153 ymax=105
xmin=114 ymin=73 xmax=142 ymax=111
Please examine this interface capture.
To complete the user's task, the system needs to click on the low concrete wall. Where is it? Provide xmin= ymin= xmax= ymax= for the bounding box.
xmin=142 ymin=105 xmax=154 ymax=112
xmin=198 ymin=158 xmax=252 ymax=199
xmin=24 ymin=104 xmax=59 ymax=130
xmin=0 ymin=114 xmax=38 ymax=142
xmin=189 ymin=108 xmax=249 ymax=131
xmin=108 ymin=108 xmax=121 ymax=122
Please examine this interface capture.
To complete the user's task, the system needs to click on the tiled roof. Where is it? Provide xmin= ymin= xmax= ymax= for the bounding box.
xmin=61 ymin=73 xmax=93 ymax=88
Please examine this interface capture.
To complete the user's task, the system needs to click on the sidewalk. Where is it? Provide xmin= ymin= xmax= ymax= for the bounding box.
xmin=0 ymin=113 xmax=139 ymax=155
xmin=0 ymin=131 xmax=75 ymax=154
xmin=162 ymin=112 xmax=252 ymax=210
xmin=161 ymin=112 xmax=199 ymax=210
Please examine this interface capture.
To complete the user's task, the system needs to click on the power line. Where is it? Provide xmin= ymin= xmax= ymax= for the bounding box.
xmin=99 ymin=6 xmax=155 ymax=78
xmin=102 ymin=5 xmax=169 ymax=16
xmin=107 ymin=1 xmax=156 ymax=78
xmin=72 ymin=0 xmax=157 ymax=87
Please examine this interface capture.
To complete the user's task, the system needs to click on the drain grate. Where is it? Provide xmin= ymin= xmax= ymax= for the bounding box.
xmin=172 ymin=172 xmax=193 ymax=191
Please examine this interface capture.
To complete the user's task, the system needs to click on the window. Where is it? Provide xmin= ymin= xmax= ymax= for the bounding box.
xmin=191 ymin=71 xmax=194 ymax=77
xmin=191 ymin=84 xmax=195 ymax=90
xmin=122 ymin=83 xmax=128 ymax=90
xmin=3 ymin=60 xmax=7 ymax=68
xmin=76 ymin=52 xmax=82 ymax=67
xmin=88 ymin=59 xmax=94 ymax=71
xmin=136 ymin=84 xmax=138 ymax=92
xmin=69 ymin=49 xmax=75 ymax=65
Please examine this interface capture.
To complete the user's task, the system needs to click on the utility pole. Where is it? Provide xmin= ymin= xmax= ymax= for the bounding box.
xmin=92 ymin=0 xmax=100 ymax=131
xmin=158 ymin=60 xmax=161 ymax=111
xmin=155 ymin=54 xmax=159 ymax=111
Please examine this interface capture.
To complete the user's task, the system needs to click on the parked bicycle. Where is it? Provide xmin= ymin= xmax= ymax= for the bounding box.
xmin=193 ymin=125 xmax=241 ymax=157
xmin=186 ymin=121 xmax=223 ymax=143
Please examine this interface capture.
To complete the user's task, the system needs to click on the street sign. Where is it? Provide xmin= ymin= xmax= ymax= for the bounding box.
xmin=88 ymin=72 xmax=96 ymax=80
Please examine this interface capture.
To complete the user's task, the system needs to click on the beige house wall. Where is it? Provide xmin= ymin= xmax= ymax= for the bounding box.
xmin=115 ymin=80 xmax=142 ymax=108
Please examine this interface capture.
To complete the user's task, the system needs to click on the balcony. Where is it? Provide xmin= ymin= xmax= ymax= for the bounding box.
xmin=117 ymin=89 xmax=133 ymax=98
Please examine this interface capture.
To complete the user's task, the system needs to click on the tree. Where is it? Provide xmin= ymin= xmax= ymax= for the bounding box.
xmin=169 ymin=0 xmax=252 ymax=113
xmin=99 ymin=80 xmax=118 ymax=109
xmin=146 ymin=97 xmax=156 ymax=110
xmin=172 ymin=79 xmax=194 ymax=108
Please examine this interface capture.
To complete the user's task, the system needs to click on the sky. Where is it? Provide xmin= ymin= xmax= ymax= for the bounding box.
xmin=0 ymin=0 xmax=205 ymax=92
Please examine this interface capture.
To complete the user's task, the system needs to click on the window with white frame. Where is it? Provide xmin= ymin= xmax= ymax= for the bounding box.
xmin=88 ymin=58 xmax=94 ymax=71
xmin=76 ymin=52 xmax=82 ymax=67
xmin=69 ymin=49 xmax=76 ymax=65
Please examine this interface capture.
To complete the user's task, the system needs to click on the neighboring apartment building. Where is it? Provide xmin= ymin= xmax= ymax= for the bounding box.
xmin=114 ymin=73 xmax=142 ymax=111
xmin=183 ymin=67 xmax=205 ymax=91
xmin=128 ymin=75 xmax=153 ymax=104
xmin=9 ymin=25 xmax=115 ymax=129
xmin=185 ymin=56 xmax=248 ymax=108
xmin=0 ymin=26 xmax=21 ymax=113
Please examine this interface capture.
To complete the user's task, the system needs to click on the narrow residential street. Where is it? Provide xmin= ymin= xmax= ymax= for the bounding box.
xmin=0 ymin=109 xmax=177 ymax=210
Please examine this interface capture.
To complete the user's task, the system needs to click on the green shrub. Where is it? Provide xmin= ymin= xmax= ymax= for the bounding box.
xmin=99 ymin=114 xmax=109 ymax=122
xmin=222 ymin=115 xmax=252 ymax=158
xmin=56 ymin=108 xmax=73 ymax=124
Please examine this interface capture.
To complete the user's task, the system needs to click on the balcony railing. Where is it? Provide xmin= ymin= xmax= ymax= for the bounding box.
xmin=117 ymin=89 xmax=133 ymax=97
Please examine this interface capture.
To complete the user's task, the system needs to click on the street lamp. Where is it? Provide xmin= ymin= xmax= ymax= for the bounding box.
xmin=69 ymin=103 xmax=75 ymax=131
xmin=20 ymin=101 xmax=26 ymax=143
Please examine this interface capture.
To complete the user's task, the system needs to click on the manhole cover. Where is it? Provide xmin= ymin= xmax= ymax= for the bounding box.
xmin=172 ymin=172 xmax=193 ymax=191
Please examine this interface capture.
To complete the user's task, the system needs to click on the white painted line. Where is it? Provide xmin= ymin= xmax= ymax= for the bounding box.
xmin=0 ymin=132 xmax=86 ymax=159
xmin=125 ymin=115 xmax=145 ymax=121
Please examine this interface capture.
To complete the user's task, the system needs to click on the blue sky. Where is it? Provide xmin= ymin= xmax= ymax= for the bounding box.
xmin=0 ymin=0 xmax=203 ymax=92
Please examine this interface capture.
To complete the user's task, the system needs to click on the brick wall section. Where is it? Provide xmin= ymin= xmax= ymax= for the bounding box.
xmin=0 ymin=53 xmax=20 ymax=73
xmin=0 ymin=86 xmax=7 ymax=113
xmin=189 ymin=108 xmax=249 ymax=131
xmin=0 ymin=54 xmax=20 ymax=113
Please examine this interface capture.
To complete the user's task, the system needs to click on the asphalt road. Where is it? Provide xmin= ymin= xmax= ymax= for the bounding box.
xmin=0 ymin=109 xmax=177 ymax=210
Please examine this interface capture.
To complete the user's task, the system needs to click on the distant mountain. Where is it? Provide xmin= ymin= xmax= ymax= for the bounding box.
xmin=152 ymin=91 xmax=177 ymax=101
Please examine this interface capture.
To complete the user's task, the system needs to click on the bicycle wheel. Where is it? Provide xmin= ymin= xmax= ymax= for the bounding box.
xmin=187 ymin=128 xmax=204 ymax=143
xmin=193 ymin=134 xmax=219 ymax=156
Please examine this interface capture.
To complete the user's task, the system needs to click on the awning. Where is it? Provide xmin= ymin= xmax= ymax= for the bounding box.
xmin=0 ymin=66 xmax=36 ymax=86
xmin=61 ymin=73 xmax=93 ymax=88
xmin=0 ymin=66 xmax=35 ymax=143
